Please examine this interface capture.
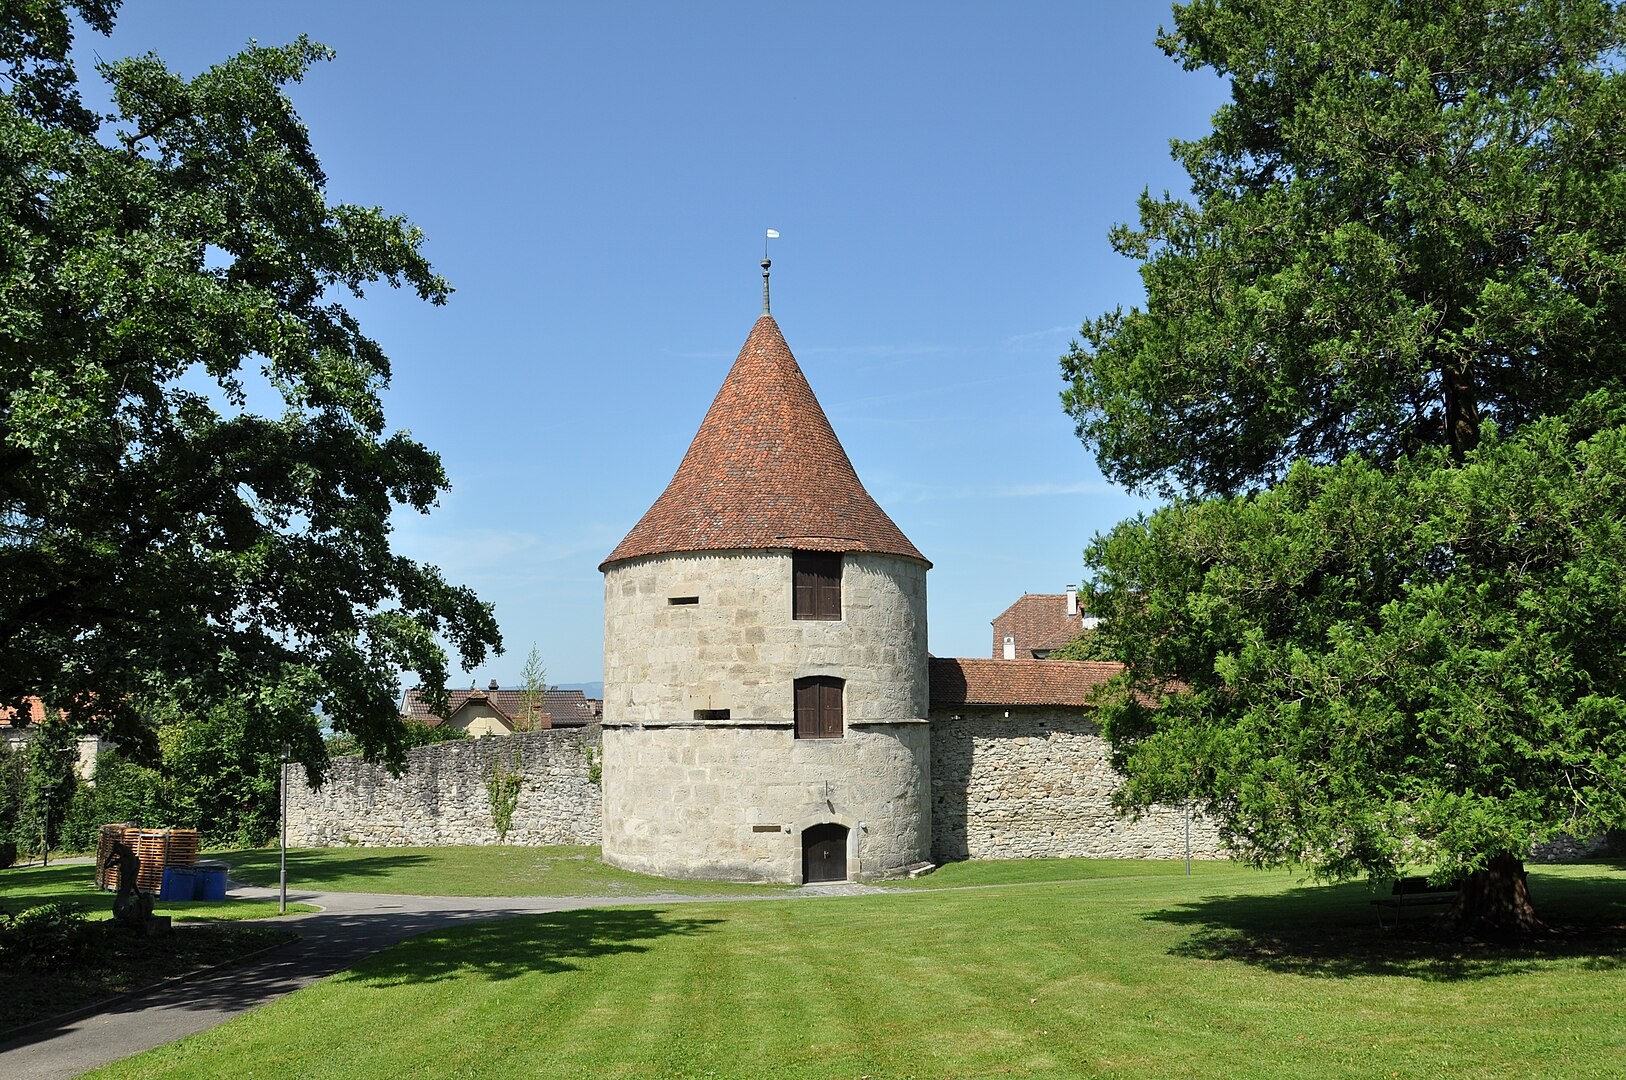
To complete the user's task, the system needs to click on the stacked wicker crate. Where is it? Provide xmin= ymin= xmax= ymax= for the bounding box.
xmin=95 ymin=824 xmax=201 ymax=892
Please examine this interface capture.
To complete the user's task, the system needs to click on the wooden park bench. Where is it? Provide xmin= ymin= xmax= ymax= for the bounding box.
xmin=1371 ymin=875 xmax=1462 ymax=927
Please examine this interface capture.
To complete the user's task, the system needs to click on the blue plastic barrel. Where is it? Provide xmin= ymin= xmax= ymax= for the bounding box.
xmin=159 ymin=867 xmax=196 ymax=901
xmin=193 ymin=862 xmax=228 ymax=902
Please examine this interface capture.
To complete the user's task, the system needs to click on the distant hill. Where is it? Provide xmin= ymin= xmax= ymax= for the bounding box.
xmin=553 ymin=681 xmax=603 ymax=699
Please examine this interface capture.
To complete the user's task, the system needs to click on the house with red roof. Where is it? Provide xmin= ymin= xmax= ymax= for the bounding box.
xmin=1 ymin=698 xmax=110 ymax=778
xmin=991 ymin=588 xmax=1100 ymax=659
xmin=400 ymin=681 xmax=601 ymax=736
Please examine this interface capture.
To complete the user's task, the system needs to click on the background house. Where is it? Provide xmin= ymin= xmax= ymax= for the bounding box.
xmin=991 ymin=587 xmax=1100 ymax=659
xmin=1 ymin=699 xmax=110 ymax=779
xmin=401 ymin=682 xmax=603 ymax=736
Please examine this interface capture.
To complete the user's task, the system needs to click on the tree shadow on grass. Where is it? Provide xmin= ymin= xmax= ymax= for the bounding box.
xmin=1144 ymin=872 xmax=1626 ymax=982
xmin=215 ymin=848 xmax=431 ymax=888
xmin=335 ymin=906 xmax=722 ymax=988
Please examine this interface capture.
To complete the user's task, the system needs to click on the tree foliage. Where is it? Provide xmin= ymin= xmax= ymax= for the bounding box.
xmin=1063 ymin=0 xmax=1626 ymax=499
xmin=0 ymin=2 xmax=500 ymax=769
xmin=1089 ymin=401 xmax=1626 ymax=885
xmin=0 ymin=739 xmax=24 ymax=863
xmin=517 ymin=643 xmax=547 ymax=732
xmin=154 ymin=699 xmax=280 ymax=847
xmin=17 ymin=719 xmax=75 ymax=856
xmin=1048 ymin=628 xmax=1117 ymax=662
xmin=60 ymin=748 xmax=163 ymax=851
xmin=1066 ymin=1 xmax=1626 ymax=933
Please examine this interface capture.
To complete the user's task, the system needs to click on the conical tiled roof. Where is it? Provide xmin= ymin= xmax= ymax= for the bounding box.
xmin=601 ymin=315 xmax=928 ymax=569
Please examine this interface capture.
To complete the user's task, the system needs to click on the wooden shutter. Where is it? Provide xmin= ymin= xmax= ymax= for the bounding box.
xmin=793 ymin=552 xmax=841 ymax=620
xmin=794 ymin=676 xmax=843 ymax=739
xmin=819 ymin=681 xmax=842 ymax=737
xmin=794 ymin=678 xmax=817 ymax=738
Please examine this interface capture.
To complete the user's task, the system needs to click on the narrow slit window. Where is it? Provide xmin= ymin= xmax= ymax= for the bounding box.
xmin=792 ymin=552 xmax=841 ymax=620
xmin=668 ymin=596 xmax=699 ymax=606
xmin=693 ymin=709 xmax=730 ymax=721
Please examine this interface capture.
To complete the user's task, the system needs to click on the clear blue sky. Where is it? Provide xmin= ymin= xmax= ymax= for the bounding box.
xmin=80 ymin=2 xmax=1229 ymax=686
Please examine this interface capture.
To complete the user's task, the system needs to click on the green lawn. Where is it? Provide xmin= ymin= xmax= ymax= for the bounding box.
xmin=0 ymin=862 xmax=306 ymax=1033
xmin=0 ymin=860 xmax=316 ymax=922
xmin=216 ymin=844 xmax=798 ymax=898
xmin=95 ymin=860 xmax=1626 ymax=1079
xmin=895 ymin=855 xmax=1249 ymax=888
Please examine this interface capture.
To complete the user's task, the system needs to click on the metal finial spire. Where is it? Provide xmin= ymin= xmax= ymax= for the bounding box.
xmin=762 ymin=229 xmax=779 ymax=315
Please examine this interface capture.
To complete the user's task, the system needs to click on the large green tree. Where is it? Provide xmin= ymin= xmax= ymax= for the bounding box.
xmin=0 ymin=2 xmax=500 ymax=771
xmin=1063 ymin=0 xmax=1626 ymax=934
xmin=1065 ymin=0 xmax=1626 ymax=497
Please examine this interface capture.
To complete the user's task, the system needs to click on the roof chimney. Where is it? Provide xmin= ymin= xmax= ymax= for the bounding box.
xmin=488 ymin=679 xmax=499 ymax=691
xmin=1066 ymin=585 xmax=1078 ymax=618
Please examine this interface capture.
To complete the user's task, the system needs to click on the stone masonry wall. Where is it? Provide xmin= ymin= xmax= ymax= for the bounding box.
xmin=601 ymin=721 xmax=931 ymax=883
xmin=286 ymin=728 xmax=602 ymax=848
xmin=931 ymin=706 xmax=1222 ymax=861
xmin=599 ymin=548 xmax=932 ymax=881
xmin=287 ymin=702 xmax=1613 ymax=865
xmin=602 ymin=549 xmax=929 ymax=726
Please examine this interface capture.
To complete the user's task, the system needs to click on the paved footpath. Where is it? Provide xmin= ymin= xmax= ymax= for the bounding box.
xmin=0 ymin=880 xmax=885 ymax=1080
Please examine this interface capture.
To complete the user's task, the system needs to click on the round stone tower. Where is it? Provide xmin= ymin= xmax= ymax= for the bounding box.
xmin=599 ymin=310 xmax=931 ymax=883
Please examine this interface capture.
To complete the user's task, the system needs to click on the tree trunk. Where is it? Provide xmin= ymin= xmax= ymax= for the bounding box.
xmin=1443 ymin=360 xmax=1481 ymax=458
xmin=1456 ymin=853 xmax=1541 ymax=938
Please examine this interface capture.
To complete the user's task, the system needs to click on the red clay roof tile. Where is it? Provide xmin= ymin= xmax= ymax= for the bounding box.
xmin=991 ymin=593 xmax=1087 ymax=657
xmin=929 ymin=657 xmax=1121 ymax=708
xmin=601 ymin=315 xmax=927 ymax=569
xmin=0 ymin=698 xmax=51 ymax=728
xmin=401 ymin=688 xmax=601 ymax=728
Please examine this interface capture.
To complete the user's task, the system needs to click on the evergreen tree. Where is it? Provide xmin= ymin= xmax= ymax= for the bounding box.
xmin=1063 ymin=0 xmax=1626 ymax=935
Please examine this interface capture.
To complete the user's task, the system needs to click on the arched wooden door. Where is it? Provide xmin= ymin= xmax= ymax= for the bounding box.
xmin=802 ymin=823 xmax=849 ymax=883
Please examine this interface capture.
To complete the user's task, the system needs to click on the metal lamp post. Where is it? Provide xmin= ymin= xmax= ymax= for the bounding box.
xmin=40 ymin=743 xmax=79 ymax=868
xmin=1184 ymin=802 xmax=1192 ymax=877
xmin=279 ymin=745 xmax=290 ymax=914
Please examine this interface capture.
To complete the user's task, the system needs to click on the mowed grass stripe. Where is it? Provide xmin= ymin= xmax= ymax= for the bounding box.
xmin=95 ymin=864 xmax=1626 ymax=1079
xmin=214 ymin=844 xmax=795 ymax=898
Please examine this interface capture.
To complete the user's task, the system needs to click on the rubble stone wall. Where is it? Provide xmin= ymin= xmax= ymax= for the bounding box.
xmin=288 ymin=706 xmax=1232 ymax=865
xmin=931 ymin=706 xmax=1223 ymax=861
xmin=286 ymin=728 xmax=601 ymax=848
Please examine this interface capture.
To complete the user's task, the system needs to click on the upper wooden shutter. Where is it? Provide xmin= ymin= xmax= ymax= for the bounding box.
xmin=793 ymin=552 xmax=841 ymax=620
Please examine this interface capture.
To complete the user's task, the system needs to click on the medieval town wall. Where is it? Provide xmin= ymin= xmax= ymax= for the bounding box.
xmin=288 ymin=707 xmax=1227 ymax=868
xmin=285 ymin=727 xmax=601 ymax=848
xmin=931 ymin=706 xmax=1223 ymax=861
xmin=288 ymin=714 xmax=1610 ymax=869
